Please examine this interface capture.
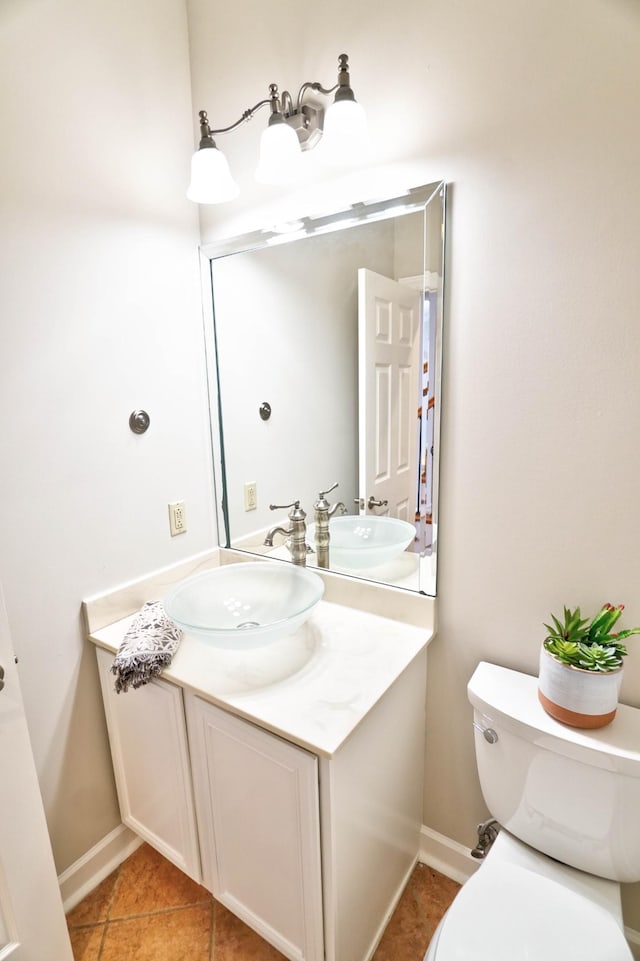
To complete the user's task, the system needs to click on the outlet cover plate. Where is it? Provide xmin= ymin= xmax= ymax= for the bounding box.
xmin=168 ymin=501 xmax=187 ymax=536
xmin=244 ymin=482 xmax=257 ymax=512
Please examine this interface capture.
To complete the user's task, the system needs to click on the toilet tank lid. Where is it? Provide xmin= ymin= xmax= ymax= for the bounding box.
xmin=468 ymin=661 xmax=640 ymax=777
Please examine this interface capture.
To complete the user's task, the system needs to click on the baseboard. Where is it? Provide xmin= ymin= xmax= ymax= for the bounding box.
xmin=58 ymin=824 xmax=142 ymax=913
xmin=419 ymin=824 xmax=640 ymax=957
xmin=418 ymin=824 xmax=480 ymax=885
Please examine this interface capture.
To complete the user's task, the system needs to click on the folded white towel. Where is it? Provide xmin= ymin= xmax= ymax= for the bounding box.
xmin=111 ymin=601 xmax=182 ymax=693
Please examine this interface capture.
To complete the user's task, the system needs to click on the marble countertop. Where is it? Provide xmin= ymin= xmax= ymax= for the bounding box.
xmin=84 ymin=549 xmax=435 ymax=757
xmin=90 ymin=598 xmax=431 ymax=758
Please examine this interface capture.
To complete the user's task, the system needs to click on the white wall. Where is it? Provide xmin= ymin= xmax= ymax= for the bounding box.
xmin=0 ymin=0 xmax=214 ymax=871
xmin=186 ymin=0 xmax=640 ymax=927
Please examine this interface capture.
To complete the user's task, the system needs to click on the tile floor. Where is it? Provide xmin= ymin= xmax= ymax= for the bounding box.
xmin=66 ymin=842 xmax=460 ymax=961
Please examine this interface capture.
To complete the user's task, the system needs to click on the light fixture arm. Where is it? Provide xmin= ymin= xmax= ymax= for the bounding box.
xmin=290 ymin=51 xmax=355 ymax=113
xmin=293 ymin=80 xmax=337 ymax=109
xmin=197 ymin=94 xmax=274 ymax=145
xmin=188 ymin=54 xmax=365 ymax=202
xmin=197 ymin=54 xmax=355 ymax=143
xmin=280 ymin=88 xmax=295 ymax=116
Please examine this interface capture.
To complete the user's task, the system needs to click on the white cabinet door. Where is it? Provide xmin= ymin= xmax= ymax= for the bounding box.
xmin=186 ymin=696 xmax=323 ymax=961
xmin=96 ymin=647 xmax=201 ymax=883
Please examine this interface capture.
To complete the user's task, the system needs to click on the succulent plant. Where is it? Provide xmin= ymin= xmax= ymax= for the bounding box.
xmin=543 ymin=604 xmax=640 ymax=673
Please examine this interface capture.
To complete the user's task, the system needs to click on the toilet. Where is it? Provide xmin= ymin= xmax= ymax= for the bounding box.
xmin=425 ymin=661 xmax=640 ymax=961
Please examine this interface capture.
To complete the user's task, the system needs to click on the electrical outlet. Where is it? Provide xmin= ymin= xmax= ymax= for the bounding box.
xmin=244 ymin=482 xmax=257 ymax=512
xmin=168 ymin=500 xmax=187 ymax=536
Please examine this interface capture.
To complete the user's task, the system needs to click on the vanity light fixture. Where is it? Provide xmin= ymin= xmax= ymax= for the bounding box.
xmin=187 ymin=54 xmax=367 ymax=204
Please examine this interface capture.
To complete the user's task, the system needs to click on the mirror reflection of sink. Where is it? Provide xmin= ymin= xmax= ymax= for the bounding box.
xmin=308 ymin=516 xmax=416 ymax=570
xmin=163 ymin=561 xmax=324 ymax=649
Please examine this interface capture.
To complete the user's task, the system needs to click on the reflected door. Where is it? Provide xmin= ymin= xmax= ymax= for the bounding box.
xmin=0 ymin=581 xmax=73 ymax=961
xmin=358 ymin=269 xmax=421 ymax=522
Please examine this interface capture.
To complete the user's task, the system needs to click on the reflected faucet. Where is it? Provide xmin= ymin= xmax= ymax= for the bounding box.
xmin=264 ymin=500 xmax=309 ymax=566
xmin=313 ymin=483 xmax=347 ymax=569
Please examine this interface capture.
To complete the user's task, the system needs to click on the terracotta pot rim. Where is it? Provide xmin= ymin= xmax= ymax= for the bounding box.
xmin=541 ymin=645 xmax=624 ymax=676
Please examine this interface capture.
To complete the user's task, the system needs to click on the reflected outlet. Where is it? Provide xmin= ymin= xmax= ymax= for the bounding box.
xmin=244 ymin=482 xmax=257 ymax=512
xmin=168 ymin=500 xmax=187 ymax=536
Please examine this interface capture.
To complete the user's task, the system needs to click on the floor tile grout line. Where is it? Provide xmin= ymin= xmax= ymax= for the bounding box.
xmin=68 ymin=920 xmax=108 ymax=932
xmin=209 ymin=899 xmax=216 ymax=961
xmin=110 ymin=899 xmax=214 ymax=924
xmin=96 ymin=919 xmax=108 ymax=961
xmin=95 ymin=861 xmax=123 ymax=961
xmin=104 ymin=860 xmax=123 ymax=924
xmin=68 ymin=898 xmax=214 ymax=929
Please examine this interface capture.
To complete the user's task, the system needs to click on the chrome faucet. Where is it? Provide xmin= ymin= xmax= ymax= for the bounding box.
xmin=264 ymin=500 xmax=309 ymax=566
xmin=313 ymin=483 xmax=347 ymax=569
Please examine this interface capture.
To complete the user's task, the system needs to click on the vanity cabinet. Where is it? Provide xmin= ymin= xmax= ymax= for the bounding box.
xmin=95 ymin=647 xmax=201 ymax=883
xmin=186 ymin=697 xmax=324 ymax=961
xmin=90 ymin=593 xmax=430 ymax=961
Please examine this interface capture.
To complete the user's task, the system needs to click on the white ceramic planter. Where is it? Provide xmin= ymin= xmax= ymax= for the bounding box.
xmin=538 ymin=646 xmax=623 ymax=729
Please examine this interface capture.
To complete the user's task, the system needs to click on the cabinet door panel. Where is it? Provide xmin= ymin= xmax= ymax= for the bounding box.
xmin=96 ymin=647 xmax=201 ymax=883
xmin=187 ymin=697 xmax=323 ymax=961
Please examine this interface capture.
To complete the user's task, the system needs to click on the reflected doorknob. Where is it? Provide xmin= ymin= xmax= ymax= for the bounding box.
xmin=355 ymin=496 xmax=390 ymax=511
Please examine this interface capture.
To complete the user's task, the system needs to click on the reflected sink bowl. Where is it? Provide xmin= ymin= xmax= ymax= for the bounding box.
xmin=163 ymin=561 xmax=324 ymax=649
xmin=312 ymin=515 xmax=416 ymax=570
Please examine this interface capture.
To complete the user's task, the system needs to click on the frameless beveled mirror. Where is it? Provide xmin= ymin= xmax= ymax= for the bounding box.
xmin=202 ymin=181 xmax=446 ymax=595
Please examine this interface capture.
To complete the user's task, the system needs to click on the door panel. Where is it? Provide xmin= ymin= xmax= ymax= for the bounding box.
xmin=358 ymin=268 xmax=421 ymax=519
xmin=0 ymin=581 xmax=73 ymax=961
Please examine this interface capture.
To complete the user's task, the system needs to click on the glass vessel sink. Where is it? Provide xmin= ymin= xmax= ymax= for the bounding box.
xmin=311 ymin=515 xmax=416 ymax=570
xmin=163 ymin=561 xmax=324 ymax=649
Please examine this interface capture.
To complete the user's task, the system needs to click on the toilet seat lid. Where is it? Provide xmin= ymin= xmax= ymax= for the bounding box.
xmin=432 ymin=863 xmax=632 ymax=961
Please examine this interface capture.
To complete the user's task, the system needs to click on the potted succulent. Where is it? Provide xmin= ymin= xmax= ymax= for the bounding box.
xmin=538 ymin=603 xmax=640 ymax=729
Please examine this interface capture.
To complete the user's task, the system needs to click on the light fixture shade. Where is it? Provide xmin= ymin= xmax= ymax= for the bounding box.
xmin=321 ymin=98 xmax=368 ymax=163
xmin=255 ymin=120 xmax=302 ymax=185
xmin=187 ymin=146 xmax=239 ymax=204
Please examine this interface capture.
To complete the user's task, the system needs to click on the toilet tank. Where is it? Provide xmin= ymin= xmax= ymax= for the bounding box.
xmin=468 ymin=661 xmax=640 ymax=882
